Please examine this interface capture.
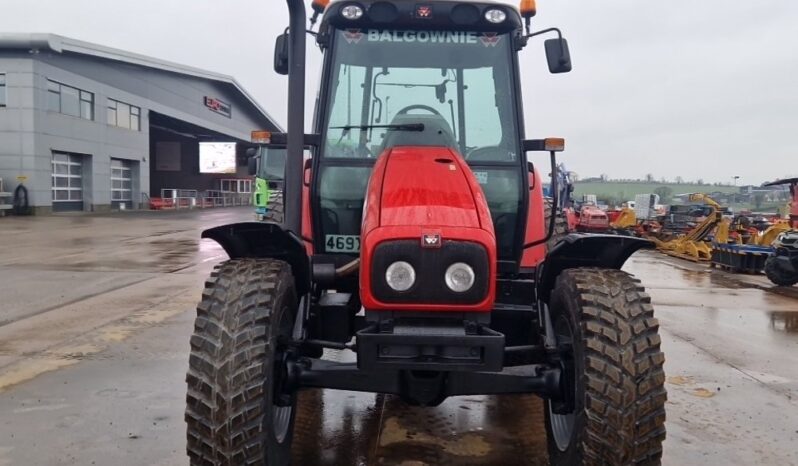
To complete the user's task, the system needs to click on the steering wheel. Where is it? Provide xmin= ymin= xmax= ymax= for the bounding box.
xmin=466 ymin=145 xmax=515 ymax=162
xmin=396 ymin=104 xmax=443 ymax=117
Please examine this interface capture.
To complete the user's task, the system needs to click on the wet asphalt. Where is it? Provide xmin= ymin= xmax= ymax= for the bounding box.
xmin=0 ymin=207 xmax=797 ymax=465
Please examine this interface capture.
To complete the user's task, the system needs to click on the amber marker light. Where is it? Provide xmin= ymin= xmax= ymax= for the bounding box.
xmin=519 ymin=0 xmax=537 ymax=18
xmin=544 ymin=138 xmax=565 ymax=152
xmin=251 ymin=130 xmax=272 ymax=144
xmin=312 ymin=0 xmax=330 ymax=13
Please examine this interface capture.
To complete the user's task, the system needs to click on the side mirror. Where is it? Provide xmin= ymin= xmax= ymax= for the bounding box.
xmin=274 ymin=33 xmax=289 ymax=75
xmin=544 ymin=38 xmax=572 ymax=74
xmin=247 ymin=153 xmax=258 ymax=176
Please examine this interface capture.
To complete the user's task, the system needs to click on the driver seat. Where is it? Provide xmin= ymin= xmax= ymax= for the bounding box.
xmin=380 ymin=114 xmax=458 ymax=152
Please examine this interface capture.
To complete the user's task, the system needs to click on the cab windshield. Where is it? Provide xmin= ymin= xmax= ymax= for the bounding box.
xmin=322 ymin=29 xmax=520 ymax=162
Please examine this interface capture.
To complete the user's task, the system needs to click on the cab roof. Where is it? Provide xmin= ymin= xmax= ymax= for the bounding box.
xmin=320 ymin=0 xmax=523 ymax=34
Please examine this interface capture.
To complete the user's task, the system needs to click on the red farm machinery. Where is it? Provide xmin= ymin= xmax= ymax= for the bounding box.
xmin=185 ymin=1 xmax=667 ymax=464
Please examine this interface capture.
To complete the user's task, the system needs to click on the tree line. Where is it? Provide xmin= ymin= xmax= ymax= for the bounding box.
xmin=577 ymin=173 xmax=733 ymax=186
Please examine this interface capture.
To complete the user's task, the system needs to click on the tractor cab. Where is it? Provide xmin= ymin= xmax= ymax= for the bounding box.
xmin=307 ymin=0 xmax=563 ymax=271
xmin=248 ymin=144 xmax=286 ymax=219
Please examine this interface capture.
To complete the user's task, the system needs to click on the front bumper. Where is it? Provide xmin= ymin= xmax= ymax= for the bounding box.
xmin=357 ymin=321 xmax=505 ymax=372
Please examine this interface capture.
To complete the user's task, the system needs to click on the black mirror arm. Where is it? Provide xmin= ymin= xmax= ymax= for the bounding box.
xmin=523 ymin=150 xmax=558 ymax=249
xmin=525 ymin=27 xmax=567 ymax=63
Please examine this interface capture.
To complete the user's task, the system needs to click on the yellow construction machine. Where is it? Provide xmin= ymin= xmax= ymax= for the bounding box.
xmin=715 ymin=217 xmax=791 ymax=246
xmin=610 ymin=207 xmax=637 ymax=230
xmin=653 ymin=193 xmax=722 ymax=261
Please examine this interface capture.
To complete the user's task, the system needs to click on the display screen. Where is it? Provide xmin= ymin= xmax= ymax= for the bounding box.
xmin=199 ymin=142 xmax=237 ymax=174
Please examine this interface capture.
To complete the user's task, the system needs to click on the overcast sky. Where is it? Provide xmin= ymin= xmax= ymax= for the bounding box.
xmin=2 ymin=0 xmax=797 ymax=185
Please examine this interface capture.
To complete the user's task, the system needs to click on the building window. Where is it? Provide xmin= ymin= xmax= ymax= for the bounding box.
xmin=47 ymin=80 xmax=94 ymax=120
xmin=0 ymin=74 xmax=6 ymax=107
xmin=110 ymin=158 xmax=133 ymax=201
xmin=52 ymin=152 xmax=83 ymax=202
xmin=107 ymin=99 xmax=141 ymax=130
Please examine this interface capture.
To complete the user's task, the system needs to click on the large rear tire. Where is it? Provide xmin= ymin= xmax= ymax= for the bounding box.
xmin=545 ymin=268 xmax=667 ymax=465
xmin=764 ymin=255 xmax=798 ymax=286
xmin=186 ymin=259 xmax=297 ymax=465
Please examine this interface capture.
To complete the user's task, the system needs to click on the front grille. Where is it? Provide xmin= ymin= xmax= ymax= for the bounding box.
xmin=370 ymin=240 xmax=489 ymax=305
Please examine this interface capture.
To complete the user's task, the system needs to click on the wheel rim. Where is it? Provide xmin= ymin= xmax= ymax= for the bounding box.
xmin=271 ymin=304 xmax=295 ymax=444
xmin=272 ymin=404 xmax=292 ymax=443
xmin=549 ymin=405 xmax=575 ymax=452
xmin=549 ymin=313 xmax=576 ymax=452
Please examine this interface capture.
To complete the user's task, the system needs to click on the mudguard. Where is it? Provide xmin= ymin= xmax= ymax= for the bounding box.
xmin=202 ymin=222 xmax=310 ymax=296
xmin=537 ymin=233 xmax=654 ymax=302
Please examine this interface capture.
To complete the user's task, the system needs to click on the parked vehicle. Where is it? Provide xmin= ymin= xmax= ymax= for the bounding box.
xmin=185 ymin=2 xmax=666 ymax=464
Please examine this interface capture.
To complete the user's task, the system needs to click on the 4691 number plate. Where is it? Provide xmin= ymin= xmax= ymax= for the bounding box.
xmin=325 ymin=235 xmax=361 ymax=253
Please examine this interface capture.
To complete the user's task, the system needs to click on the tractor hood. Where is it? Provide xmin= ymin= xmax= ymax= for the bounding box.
xmin=359 ymin=145 xmax=497 ymax=312
xmin=377 ymin=147 xmax=488 ymax=229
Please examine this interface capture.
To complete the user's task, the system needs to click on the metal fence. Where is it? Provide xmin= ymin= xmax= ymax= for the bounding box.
xmin=148 ymin=188 xmax=252 ymax=210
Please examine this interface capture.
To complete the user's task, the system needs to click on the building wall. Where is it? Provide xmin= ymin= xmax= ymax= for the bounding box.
xmin=0 ymin=57 xmax=37 ymax=204
xmin=32 ymin=56 xmax=150 ymax=212
xmin=0 ymin=50 xmax=275 ymax=213
xmin=37 ymin=52 xmax=272 ymax=141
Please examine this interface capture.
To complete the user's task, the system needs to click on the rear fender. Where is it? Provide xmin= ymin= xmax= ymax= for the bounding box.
xmin=202 ymin=222 xmax=310 ymax=296
xmin=537 ymin=233 xmax=653 ymax=302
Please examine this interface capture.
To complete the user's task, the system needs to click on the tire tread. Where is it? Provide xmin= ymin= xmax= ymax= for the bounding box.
xmin=556 ymin=268 xmax=667 ymax=465
xmin=185 ymin=259 xmax=293 ymax=465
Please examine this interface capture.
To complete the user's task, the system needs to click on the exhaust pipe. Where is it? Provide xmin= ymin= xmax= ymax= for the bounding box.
xmin=284 ymin=0 xmax=306 ymax=235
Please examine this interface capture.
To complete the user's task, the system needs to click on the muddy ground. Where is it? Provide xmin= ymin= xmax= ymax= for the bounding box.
xmin=0 ymin=207 xmax=796 ymax=465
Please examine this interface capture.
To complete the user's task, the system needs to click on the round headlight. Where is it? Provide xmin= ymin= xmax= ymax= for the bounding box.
xmin=385 ymin=261 xmax=415 ymax=292
xmin=341 ymin=4 xmax=364 ymax=20
xmin=445 ymin=262 xmax=475 ymax=293
xmin=484 ymin=8 xmax=506 ymax=24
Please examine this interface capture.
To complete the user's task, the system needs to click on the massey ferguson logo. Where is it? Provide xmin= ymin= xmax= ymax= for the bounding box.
xmin=422 ymin=233 xmax=442 ymax=248
xmin=480 ymin=33 xmax=502 ymax=47
xmin=415 ymin=5 xmax=432 ymax=18
xmin=343 ymin=29 xmax=363 ymax=44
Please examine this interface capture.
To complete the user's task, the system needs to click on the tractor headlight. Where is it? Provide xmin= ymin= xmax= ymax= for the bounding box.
xmin=444 ymin=262 xmax=475 ymax=292
xmin=341 ymin=4 xmax=364 ymax=20
xmin=484 ymin=8 xmax=507 ymax=24
xmin=385 ymin=261 xmax=415 ymax=291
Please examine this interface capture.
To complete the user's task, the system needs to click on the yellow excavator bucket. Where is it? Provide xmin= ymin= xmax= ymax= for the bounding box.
xmin=755 ymin=222 xmax=790 ymax=246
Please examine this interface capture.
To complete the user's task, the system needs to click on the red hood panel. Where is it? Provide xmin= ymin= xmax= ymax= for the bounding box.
xmin=379 ymin=147 xmax=481 ymax=228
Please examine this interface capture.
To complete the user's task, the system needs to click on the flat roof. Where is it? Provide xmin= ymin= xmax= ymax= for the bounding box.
xmin=0 ymin=33 xmax=282 ymax=131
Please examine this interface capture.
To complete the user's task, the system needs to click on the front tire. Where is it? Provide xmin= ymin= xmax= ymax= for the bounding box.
xmin=186 ymin=259 xmax=298 ymax=465
xmin=764 ymin=255 xmax=798 ymax=286
xmin=264 ymin=190 xmax=285 ymax=223
xmin=545 ymin=268 xmax=667 ymax=465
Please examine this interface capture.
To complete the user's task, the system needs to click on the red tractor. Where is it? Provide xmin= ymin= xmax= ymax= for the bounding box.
xmin=576 ymin=203 xmax=611 ymax=233
xmin=186 ymin=1 xmax=666 ymax=464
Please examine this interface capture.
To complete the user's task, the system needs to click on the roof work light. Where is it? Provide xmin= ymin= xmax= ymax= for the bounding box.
xmin=484 ymin=8 xmax=507 ymax=24
xmin=341 ymin=4 xmax=364 ymax=20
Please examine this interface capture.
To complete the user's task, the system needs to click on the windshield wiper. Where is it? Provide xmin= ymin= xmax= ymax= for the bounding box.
xmin=330 ymin=123 xmax=425 ymax=132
